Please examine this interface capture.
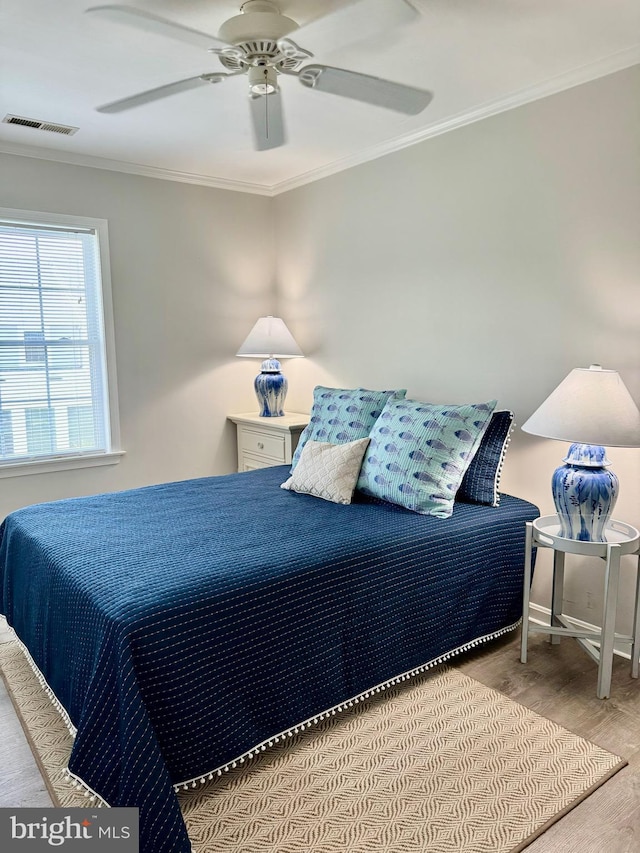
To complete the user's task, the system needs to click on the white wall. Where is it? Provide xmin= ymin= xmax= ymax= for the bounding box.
xmin=0 ymin=153 xmax=275 ymax=517
xmin=275 ymin=66 xmax=640 ymax=634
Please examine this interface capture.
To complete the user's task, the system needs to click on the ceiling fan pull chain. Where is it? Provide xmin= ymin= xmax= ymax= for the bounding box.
xmin=264 ymin=68 xmax=269 ymax=139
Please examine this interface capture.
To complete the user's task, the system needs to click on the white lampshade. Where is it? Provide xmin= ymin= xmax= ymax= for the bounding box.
xmin=522 ymin=364 xmax=640 ymax=447
xmin=236 ymin=316 xmax=304 ymax=359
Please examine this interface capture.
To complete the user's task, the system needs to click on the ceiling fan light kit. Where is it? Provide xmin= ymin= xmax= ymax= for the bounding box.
xmin=248 ymin=64 xmax=279 ymax=95
xmin=87 ymin=0 xmax=433 ymax=150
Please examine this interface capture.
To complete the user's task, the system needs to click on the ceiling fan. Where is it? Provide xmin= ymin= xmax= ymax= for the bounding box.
xmin=87 ymin=0 xmax=433 ymax=150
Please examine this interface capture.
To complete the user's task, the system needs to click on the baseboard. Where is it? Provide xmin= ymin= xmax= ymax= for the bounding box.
xmin=528 ymin=602 xmax=632 ymax=660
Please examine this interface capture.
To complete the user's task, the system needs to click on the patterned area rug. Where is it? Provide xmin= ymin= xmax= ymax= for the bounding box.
xmin=0 ymin=640 xmax=627 ymax=853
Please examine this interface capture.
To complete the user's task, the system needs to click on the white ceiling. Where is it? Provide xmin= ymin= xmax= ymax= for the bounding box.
xmin=1 ymin=0 xmax=639 ymax=195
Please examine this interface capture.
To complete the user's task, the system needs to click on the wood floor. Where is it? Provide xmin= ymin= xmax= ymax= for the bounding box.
xmin=0 ymin=618 xmax=52 ymax=809
xmin=0 ymin=625 xmax=639 ymax=851
xmin=457 ymin=630 xmax=640 ymax=853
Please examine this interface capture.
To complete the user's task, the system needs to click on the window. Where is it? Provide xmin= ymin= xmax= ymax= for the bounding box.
xmin=67 ymin=404 xmax=95 ymax=449
xmin=23 ymin=331 xmax=46 ymax=363
xmin=0 ymin=409 xmax=13 ymax=456
xmin=25 ymin=407 xmax=55 ymax=454
xmin=0 ymin=209 xmax=121 ymax=476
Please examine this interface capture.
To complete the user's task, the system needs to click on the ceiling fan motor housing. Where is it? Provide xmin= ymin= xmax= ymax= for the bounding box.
xmin=218 ymin=1 xmax=299 ymax=45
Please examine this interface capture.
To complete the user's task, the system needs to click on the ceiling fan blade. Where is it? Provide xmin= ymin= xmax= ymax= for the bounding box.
xmin=298 ymin=64 xmax=432 ymax=115
xmin=97 ymin=74 xmax=225 ymax=113
xmin=278 ymin=0 xmax=418 ymax=60
xmin=249 ymin=91 xmax=286 ymax=151
xmin=86 ymin=5 xmax=234 ymax=52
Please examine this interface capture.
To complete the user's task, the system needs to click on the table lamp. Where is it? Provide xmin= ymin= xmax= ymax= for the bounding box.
xmin=236 ymin=316 xmax=304 ymax=417
xmin=521 ymin=364 xmax=640 ymax=542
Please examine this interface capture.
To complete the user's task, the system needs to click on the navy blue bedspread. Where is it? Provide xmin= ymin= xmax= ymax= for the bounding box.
xmin=0 ymin=466 xmax=538 ymax=853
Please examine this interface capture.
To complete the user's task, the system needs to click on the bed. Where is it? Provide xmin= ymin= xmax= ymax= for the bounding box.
xmin=0 ymin=464 xmax=538 ymax=853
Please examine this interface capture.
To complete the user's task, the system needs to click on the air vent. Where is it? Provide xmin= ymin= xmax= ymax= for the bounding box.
xmin=3 ymin=114 xmax=79 ymax=136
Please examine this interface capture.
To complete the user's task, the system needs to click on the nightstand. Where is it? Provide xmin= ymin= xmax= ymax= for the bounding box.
xmin=520 ymin=514 xmax=640 ymax=699
xmin=228 ymin=412 xmax=310 ymax=472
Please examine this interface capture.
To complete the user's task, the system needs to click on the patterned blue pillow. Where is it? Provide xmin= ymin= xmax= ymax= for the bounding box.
xmin=291 ymin=386 xmax=406 ymax=469
xmin=357 ymin=397 xmax=497 ymax=517
xmin=457 ymin=410 xmax=514 ymax=506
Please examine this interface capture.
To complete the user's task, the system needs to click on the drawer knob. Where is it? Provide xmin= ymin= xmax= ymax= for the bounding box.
xmin=258 ymin=442 xmax=264 ymax=450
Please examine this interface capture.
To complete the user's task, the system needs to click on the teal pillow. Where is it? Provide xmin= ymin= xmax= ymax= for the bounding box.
xmin=291 ymin=386 xmax=406 ymax=469
xmin=357 ymin=397 xmax=497 ymax=517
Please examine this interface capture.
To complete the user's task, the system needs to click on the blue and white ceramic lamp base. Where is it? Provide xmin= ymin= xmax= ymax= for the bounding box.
xmin=552 ymin=442 xmax=618 ymax=542
xmin=254 ymin=357 xmax=288 ymax=417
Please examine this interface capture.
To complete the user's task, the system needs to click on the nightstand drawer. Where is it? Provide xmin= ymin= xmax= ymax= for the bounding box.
xmin=241 ymin=455 xmax=276 ymax=472
xmin=228 ymin=412 xmax=310 ymax=473
xmin=239 ymin=428 xmax=286 ymax=462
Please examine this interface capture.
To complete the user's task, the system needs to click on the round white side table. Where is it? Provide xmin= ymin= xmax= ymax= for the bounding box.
xmin=520 ymin=515 xmax=640 ymax=699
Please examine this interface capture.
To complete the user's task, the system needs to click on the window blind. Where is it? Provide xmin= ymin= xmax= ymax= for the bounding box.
xmin=0 ymin=220 xmax=112 ymax=465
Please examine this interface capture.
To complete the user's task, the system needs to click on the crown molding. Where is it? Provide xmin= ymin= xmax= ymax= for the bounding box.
xmin=0 ymin=141 xmax=273 ymax=197
xmin=269 ymin=48 xmax=640 ymax=196
xmin=1 ymin=49 xmax=638 ymax=198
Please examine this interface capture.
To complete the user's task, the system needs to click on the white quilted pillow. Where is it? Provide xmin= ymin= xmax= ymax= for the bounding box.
xmin=280 ymin=438 xmax=370 ymax=505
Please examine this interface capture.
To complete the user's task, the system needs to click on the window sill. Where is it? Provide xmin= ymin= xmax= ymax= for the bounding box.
xmin=0 ymin=451 xmax=125 ymax=479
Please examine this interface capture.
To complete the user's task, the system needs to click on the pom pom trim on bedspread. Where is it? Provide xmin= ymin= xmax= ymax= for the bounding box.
xmin=492 ymin=427 xmax=513 ymax=507
xmin=10 ymin=619 xmax=520 ymax=804
xmin=9 ymin=636 xmax=108 ymax=806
